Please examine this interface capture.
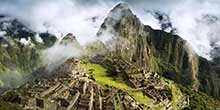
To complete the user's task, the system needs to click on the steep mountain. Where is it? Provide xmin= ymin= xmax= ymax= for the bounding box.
xmin=148 ymin=16 xmax=220 ymax=99
xmin=96 ymin=3 xmax=220 ymax=109
xmin=98 ymin=3 xmax=220 ymax=98
xmin=1 ymin=3 xmax=220 ymax=110
xmin=97 ymin=3 xmax=157 ymax=72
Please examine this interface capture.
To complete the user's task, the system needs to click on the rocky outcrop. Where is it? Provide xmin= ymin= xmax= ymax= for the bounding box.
xmin=60 ymin=33 xmax=80 ymax=47
xmin=145 ymin=28 xmax=200 ymax=90
xmin=97 ymin=3 xmax=157 ymax=72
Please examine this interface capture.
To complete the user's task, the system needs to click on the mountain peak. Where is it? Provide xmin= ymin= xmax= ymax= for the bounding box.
xmin=97 ymin=3 xmax=139 ymax=37
xmin=110 ymin=3 xmax=130 ymax=13
xmin=97 ymin=3 xmax=156 ymax=71
xmin=106 ymin=3 xmax=133 ymax=22
xmin=60 ymin=33 xmax=77 ymax=45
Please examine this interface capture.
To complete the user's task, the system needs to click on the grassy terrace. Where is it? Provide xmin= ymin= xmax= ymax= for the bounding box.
xmin=0 ymin=102 xmax=23 ymax=110
xmin=83 ymin=63 xmax=153 ymax=104
xmin=161 ymin=77 xmax=183 ymax=110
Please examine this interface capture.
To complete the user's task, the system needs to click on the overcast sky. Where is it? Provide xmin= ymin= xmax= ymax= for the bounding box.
xmin=0 ymin=0 xmax=220 ymax=59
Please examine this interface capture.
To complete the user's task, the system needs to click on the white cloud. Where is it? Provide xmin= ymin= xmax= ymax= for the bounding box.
xmin=1 ymin=0 xmax=220 ymax=59
xmin=34 ymin=34 xmax=43 ymax=43
xmin=0 ymin=31 xmax=6 ymax=36
xmin=20 ymin=38 xmax=30 ymax=45
xmin=0 ymin=0 xmax=113 ymax=44
xmin=41 ymin=42 xmax=82 ymax=71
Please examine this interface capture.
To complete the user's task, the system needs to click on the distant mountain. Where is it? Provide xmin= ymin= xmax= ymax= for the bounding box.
xmin=0 ymin=15 xmax=57 ymax=48
xmin=0 ymin=15 xmax=57 ymax=87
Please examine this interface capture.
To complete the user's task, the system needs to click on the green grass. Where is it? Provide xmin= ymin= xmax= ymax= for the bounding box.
xmin=116 ymin=94 xmax=123 ymax=109
xmin=83 ymin=63 xmax=153 ymax=104
xmin=161 ymin=78 xmax=182 ymax=110
xmin=171 ymin=84 xmax=181 ymax=110
xmin=152 ymin=105 xmax=163 ymax=110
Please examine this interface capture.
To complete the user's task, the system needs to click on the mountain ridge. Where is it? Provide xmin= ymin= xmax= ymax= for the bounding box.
xmin=99 ymin=3 xmax=220 ymax=98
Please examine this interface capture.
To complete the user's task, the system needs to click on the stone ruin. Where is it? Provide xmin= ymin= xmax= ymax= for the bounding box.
xmin=0 ymin=58 xmax=146 ymax=110
xmin=92 ymin=56 xmax=189 ymax=110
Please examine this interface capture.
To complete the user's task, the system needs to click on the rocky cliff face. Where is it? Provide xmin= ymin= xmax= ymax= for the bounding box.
xmin=146 ymin=16 xmax=220 ymax=99
xmin=147 ymin=28 xmax=200 ymax=90
xmin=98 ymin=3 xmax=220 ymax=99
xmin=97 ymin=3 xmax=157 ymax=71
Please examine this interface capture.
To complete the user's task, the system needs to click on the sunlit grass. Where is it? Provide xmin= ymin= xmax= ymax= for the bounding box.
xmin=161 ymin=77 xmax=181 ymax=110
xmin=83 ymin=63 xmax=153 ymax=104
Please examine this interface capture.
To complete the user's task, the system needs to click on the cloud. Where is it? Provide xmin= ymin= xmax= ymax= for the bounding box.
xmin=0 ymin=71 xmax=25 ymax=88
xmin=144 ymin=10 xmax=177 ymax=33
xmin=166 ymin=0 xmax=220 ymax=60
xmin=123 ymin=0 xmax=220 ymax=60
xmin=0 ymin=0 xmax=114 ymax=44
xmin=41 ymin=41 xmax=83 ymax=71
xmin=1 ymin=0 xmax=220 ymax=60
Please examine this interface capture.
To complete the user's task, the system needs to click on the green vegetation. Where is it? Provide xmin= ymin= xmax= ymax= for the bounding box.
xmin=83 ymin=63 xmax=153 ymax=104
xmin=0 ymin=43 xmax=42 ymax=74
xmin=198 ymin=57 xmax=220 ymax=98
xmin=156 ymin=58 xmax=181 ymax=83
xmin=0 ymin=63 xmax=9 ymax=73
xmin=161 ymin=78 xmax=183 ymax=110
xmin=116 ymin=94 xmax=123 ymax=109
xmin=151 ymin=30 xmax=200 ymax=88
xmin=0 ymin=102 xmax=23 ymax=110
xmin=179 ymin=85 xmax=220 ymax=110
xmin=170 ymin=84 xmax=181 ymax=109
xmin=150 ymin=29 xmax=220 ymax=99
xmin=152 ymin=105 xmax=163 ymax=110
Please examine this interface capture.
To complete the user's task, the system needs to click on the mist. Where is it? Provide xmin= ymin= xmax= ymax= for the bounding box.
xmin=41 ymin=41 xmax=83 ymax=72
xmin=0 ymin=0 xmax=114 ymax=44
xmin=1 ymin=0 xmax=220 ymax=60
xmin=0 ymin=71 xmax=25 ymax=88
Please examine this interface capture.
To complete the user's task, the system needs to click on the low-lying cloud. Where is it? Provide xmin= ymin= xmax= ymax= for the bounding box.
xmin=0 ymin=0 xmax=113 ymax=44
xmin=0 ymin=71 xmax=25 ymax=88
xmin=41 ymin=41 xmax=83 ymax=72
